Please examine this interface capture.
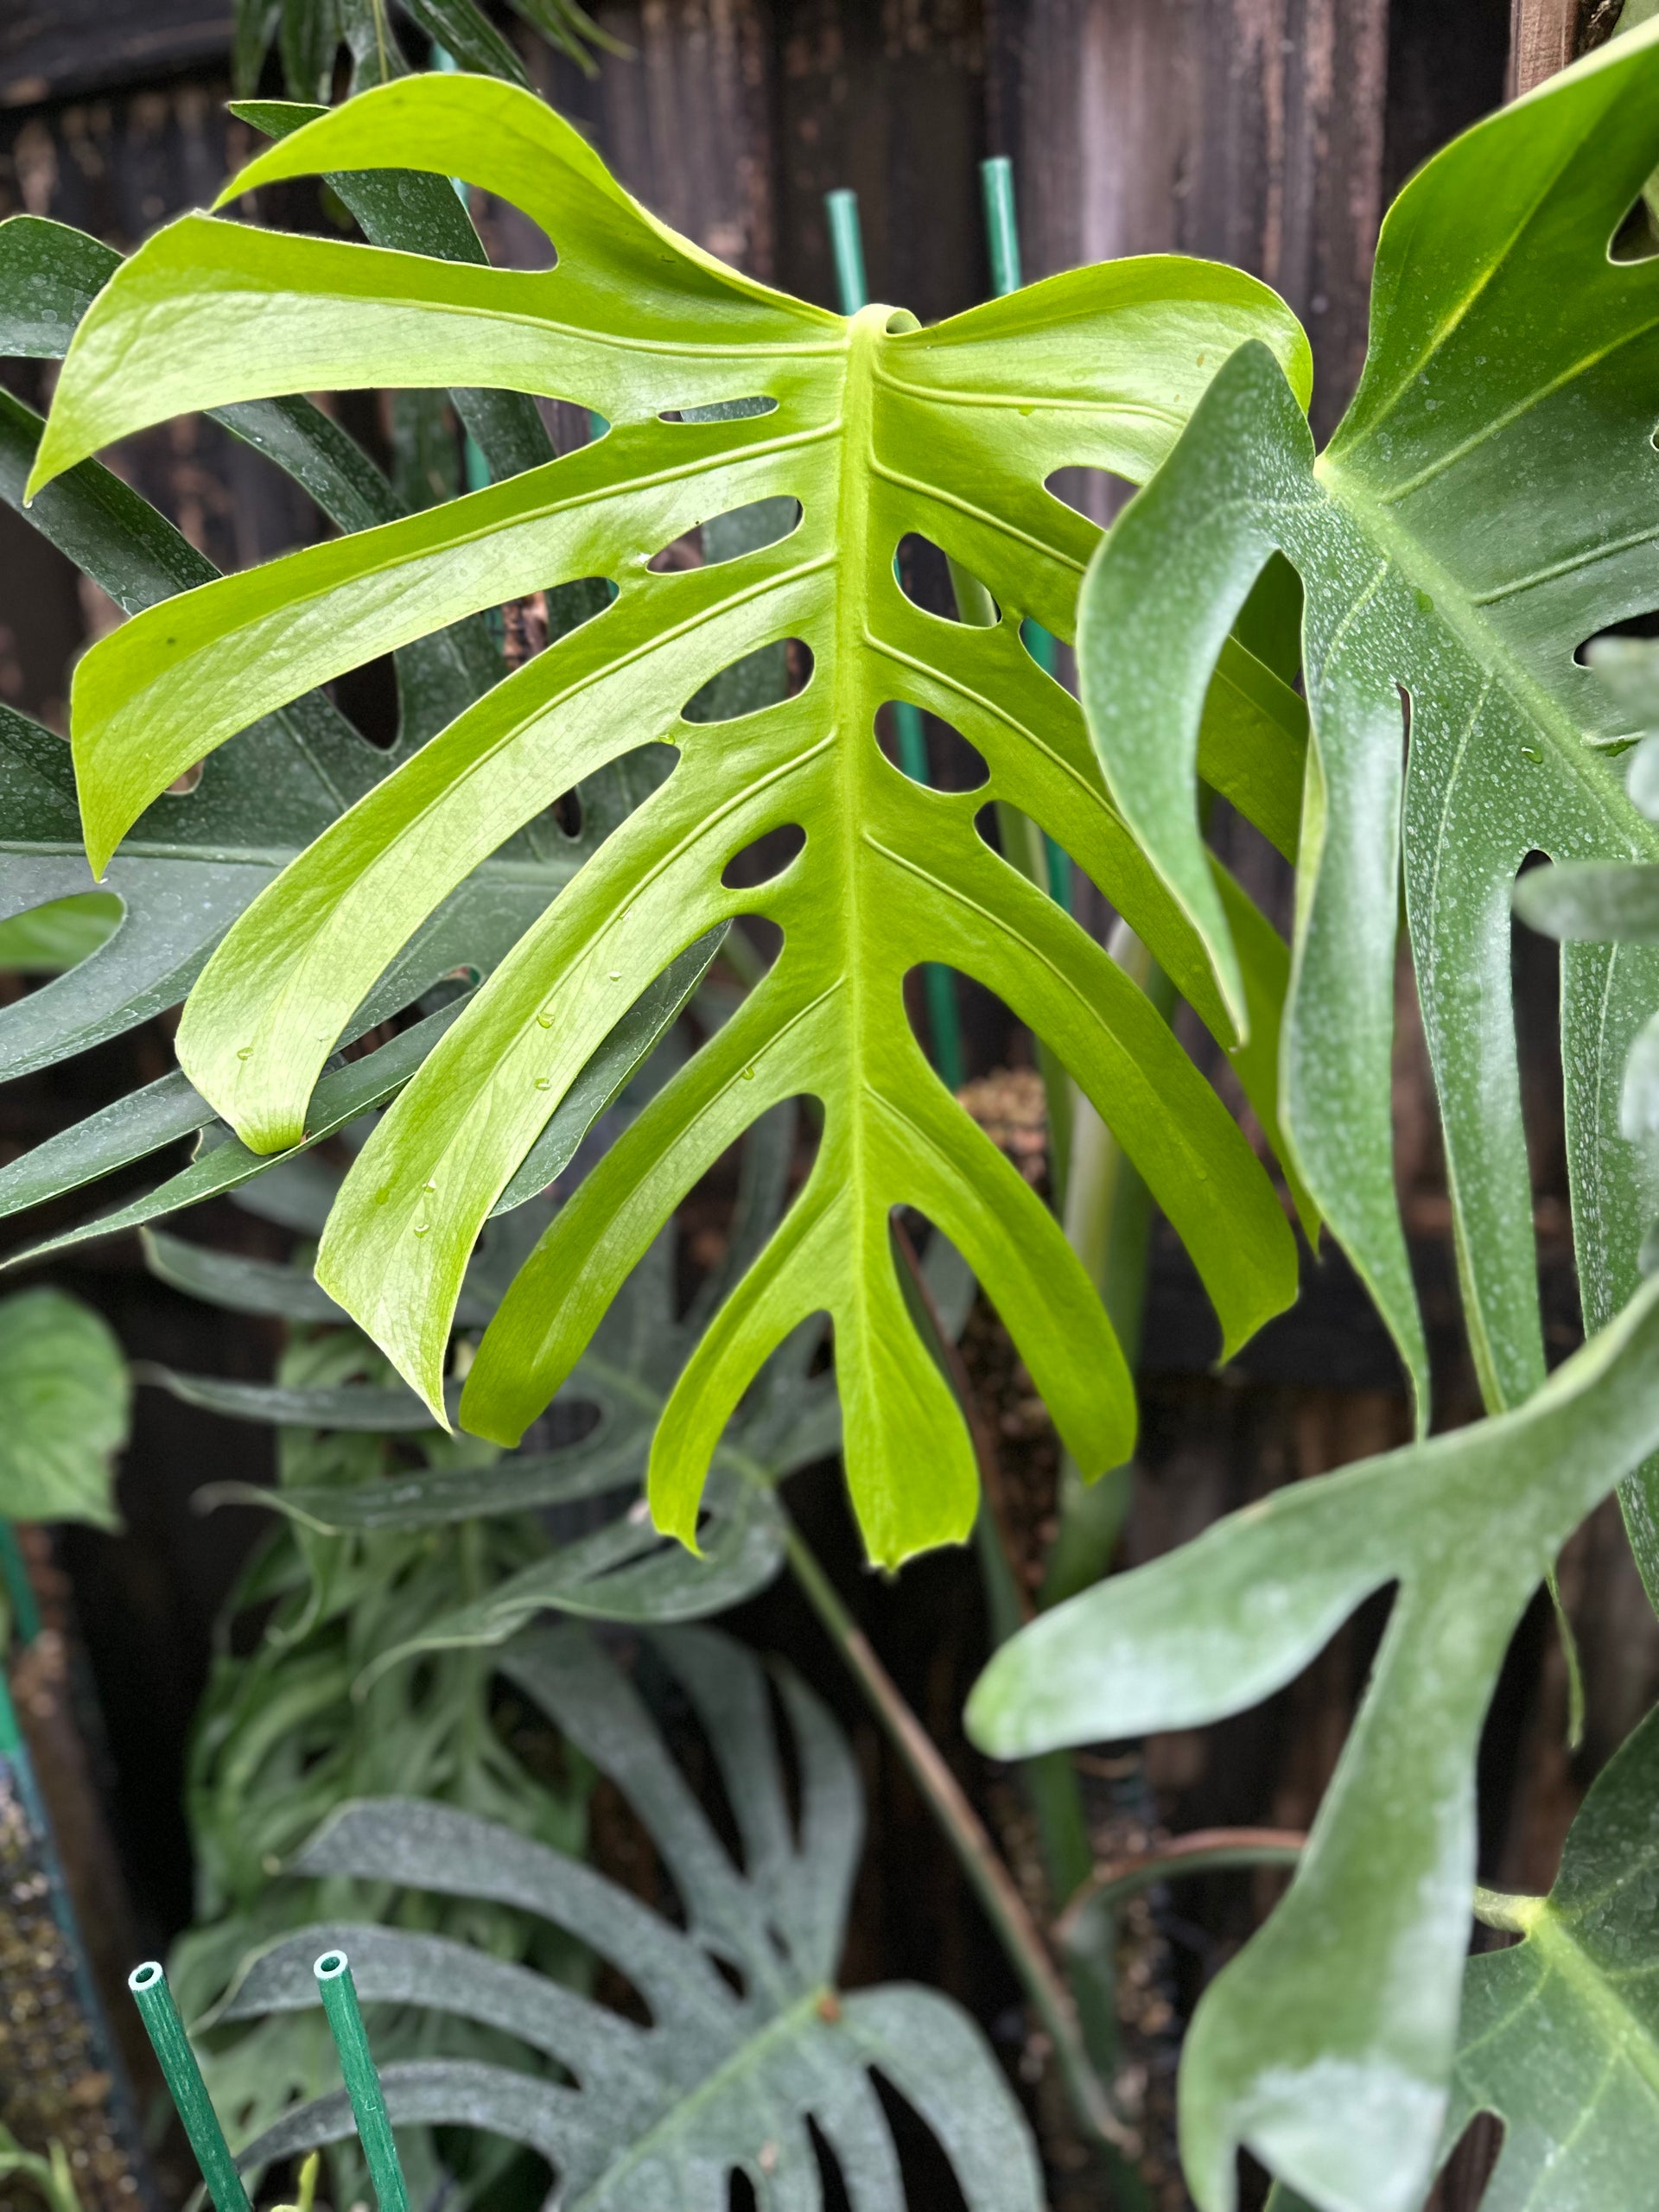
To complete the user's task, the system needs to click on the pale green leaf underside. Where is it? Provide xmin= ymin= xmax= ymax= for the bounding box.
xmin=35 ymin=74 xmax=1312 ymax=1563
xmin=219 ymin=1624 xmax=1044 ymax=2212
xmin=1440 ymin=1698 xmax=1659 ymax=2209
xmin=1077 ymin=26 xmax=1659 ymax=1465
xmin=969 ymin=1270 xmax=1659 ymax=2212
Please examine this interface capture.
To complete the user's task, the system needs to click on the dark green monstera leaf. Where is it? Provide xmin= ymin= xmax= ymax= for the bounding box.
xmin=217 ymin=1623 xmax=1044 ymax=2210
xmin=1436 ymin=1697 xmax=1659 ymax=2208
xmin=1073 ymin=28 xmax=1659 ymax=1504
xmin=968 ymin=1272 xmax=1659 ymax=2212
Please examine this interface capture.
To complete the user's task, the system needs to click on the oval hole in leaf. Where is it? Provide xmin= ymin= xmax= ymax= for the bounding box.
xmin=538 ymin=577 xmax=613 ymax=647
xmin=683 ymin=640 xmax=810 ymax=726
xmin=658 ymin=397 xmax=779 ymax=423
xmin=727 ymin=909 xmax=784 ymax=976
xmin=721 ymin=823 xmax=805 ymax=891
xmin=874 ymin=704 xmax=988 ymax=791
xmin=1574 ymin=606 xmax=1659 ymax=666
xmin=1043 ymin=465 xmax=1135 ymax=524
xmin=1511 ymin=850 xmax=1572 ymax=1280
xmin=472 ymin=196 xmax=556 ymax=272
xmin=329 ymin=651 xmax=400 ymax=750
xmin=0 ymin=891 xmax=123 ymax=974
xmin=895 ymin=534 xmax=1000 ymax=624
xmin=648 ymin=499 xmax=801 ymax=575
xmin=1610 ymin=189 xmax=1659 ymax=264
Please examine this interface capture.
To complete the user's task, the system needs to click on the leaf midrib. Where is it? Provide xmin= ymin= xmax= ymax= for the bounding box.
xmin=1318 ymin=459 xmax=1659 ymax=867
xmin=1522 ymin=1904 xmax=1659 ymax=2113
xmin=569 ymin=1980 xmax=835 ymax=2209
xmin=837 ymin=309 xmax=884 ymax=1358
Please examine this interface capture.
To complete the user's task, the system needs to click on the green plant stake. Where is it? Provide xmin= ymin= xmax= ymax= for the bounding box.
xmin=978 ymin=156 xmax=1068 ymax=913
xmin=127 ymin=1962 xmax=251 ymax=2212
xmin=313 ymin=1952 xmax=409 ymax=2212
xmin=0 ymin=1521 xmax=40 ymax=1643
xmin=823 ymin=184 xmax=966 ymax=1094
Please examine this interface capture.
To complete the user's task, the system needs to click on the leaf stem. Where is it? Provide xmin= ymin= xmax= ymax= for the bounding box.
xmin=778 ymin=1510 xmax=1135 ymax=2154
xmin=1471 ymin=1885 xmax=1544 ymax=1935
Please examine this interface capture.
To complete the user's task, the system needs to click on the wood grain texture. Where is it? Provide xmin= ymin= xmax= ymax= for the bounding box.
xmin=987 ymin=0 xmax=1388 ymax=435
xmin=534 ymin=0 xmax=779 ymax=278
xmin=1507 ymin=0 xmax=1580 ymax=95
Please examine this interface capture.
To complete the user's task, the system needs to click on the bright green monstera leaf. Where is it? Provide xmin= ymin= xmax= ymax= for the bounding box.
xmin=30 ymin=73 xmax=1312 ymax=1565
xmin=218 ymin=1623 xmax=1045 ymax=2211
xmin=1074 ymin=26 xmax=1659 ymax=1476
xmin=966 ymin=1270 xmax=1659 ymax=2212
xmin=1433 ymin=1698 xmax=1659 ymax=2208
xmin=0 ymin=196 xmax=691 ymax=1250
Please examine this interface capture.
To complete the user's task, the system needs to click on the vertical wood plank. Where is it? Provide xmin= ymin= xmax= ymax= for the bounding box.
xmin=987 ymin=0 xmax=1389 ymax=435
xmin=1507 ymin=0 xmax=1580 ymax=95
xmin=531 ymin=0 xmax=779 ymax=277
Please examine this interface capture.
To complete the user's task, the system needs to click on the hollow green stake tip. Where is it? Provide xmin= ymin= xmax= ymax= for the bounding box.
xmin=128 ymin=1961 xmax=251 ymax=2212
xmin=823 ymin=188 xmax=868 ymax=316
xmin=315 ymin=1950 xmax=410 ymax=2212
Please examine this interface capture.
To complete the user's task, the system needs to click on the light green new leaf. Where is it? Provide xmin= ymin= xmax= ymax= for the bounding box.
xmin=1076 ymin=26 xmax=1659 ymax=1452
xmin=966 ymin=1270 xmax=1659 ymax=2212
xmin=0 ymin=1287 xmax=130 ymax=1529
xmin=0 ymin=209 xmax=520 ymax=1088
xmin=35 ymin=73 xmax=1310 ymax=1564
xmin=219 ymin=1623 xmax=1044 ymax=2211
xmin=1435 ymin=1698 xmax=1659 ymax=2208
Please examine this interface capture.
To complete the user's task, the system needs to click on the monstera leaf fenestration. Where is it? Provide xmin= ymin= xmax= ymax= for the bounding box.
xmin=1073 ymin=27 xmax=1659 ymax=1485
xmin=0 ymin=210 xmax=506 ymax=1090
xmin=0 ymin=200 xmax=697 ymax=1249
xmin=218 ymin=1622 xmax=1044 ymax=2211
xmin=30 ymin=73 xmax=1313 ymax=1565
xmin=1434 ymin=1697 xmax=1659 ymax=2209
xmin=966 ymin=1270 xmax=1659 ymax=2212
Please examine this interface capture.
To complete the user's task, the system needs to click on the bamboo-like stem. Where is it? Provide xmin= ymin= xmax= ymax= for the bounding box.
xmin=779 ymin=1514 xmax=1135 ymax=2154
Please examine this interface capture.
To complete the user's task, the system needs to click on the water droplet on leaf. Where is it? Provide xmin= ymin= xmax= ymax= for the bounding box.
xmin=535 ymin=1076 xmax=551 ymax=1090
xmin=236 ymin=1046 xmax=253 ymax=1061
